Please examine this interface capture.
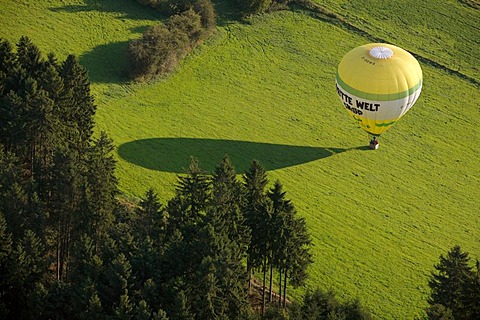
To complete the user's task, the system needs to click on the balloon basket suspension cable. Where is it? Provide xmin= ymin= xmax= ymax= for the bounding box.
xmin=369 ymin=135 xmax=379 ymax=150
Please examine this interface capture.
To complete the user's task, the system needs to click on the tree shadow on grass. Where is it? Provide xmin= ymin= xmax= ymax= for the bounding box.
xmin=211 ymin=0 xmax=246 ymax=26
xmin=49 ymin=0 xmax=166 ymax=21
xmin=79 ymin=41 xmax=131 ymax=84
xmin=117 ymin=137 xmax=364 ymax=173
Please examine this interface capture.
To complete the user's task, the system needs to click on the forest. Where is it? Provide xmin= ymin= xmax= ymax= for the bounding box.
xmin=0 ymin=37 xmax=366 ymax=319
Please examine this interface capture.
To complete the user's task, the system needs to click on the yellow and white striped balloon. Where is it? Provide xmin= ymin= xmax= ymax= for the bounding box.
xmin=336 ymin=43 xmax=422 ymax=136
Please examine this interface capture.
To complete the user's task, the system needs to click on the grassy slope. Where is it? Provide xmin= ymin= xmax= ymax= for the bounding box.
xmin=314 ymin=0 xmax=480 ymax=80
xmin=1 ymin=0 xmax=479 ymax=318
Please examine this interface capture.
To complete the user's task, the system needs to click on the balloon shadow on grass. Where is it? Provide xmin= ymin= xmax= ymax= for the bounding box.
xmin=118 ymin=137 xmax=357 ymax=173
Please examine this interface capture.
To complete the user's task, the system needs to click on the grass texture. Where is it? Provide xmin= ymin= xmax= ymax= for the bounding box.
xmin=1 ymin=0 xmax=479 ymax=318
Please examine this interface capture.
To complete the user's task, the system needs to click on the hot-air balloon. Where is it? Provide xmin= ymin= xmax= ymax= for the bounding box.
xmin=335 ymin=43 xmax=422 ymax=149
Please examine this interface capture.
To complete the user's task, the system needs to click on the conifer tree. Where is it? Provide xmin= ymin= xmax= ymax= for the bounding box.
xmin=0 ymin=37 xmax=124 ymax=318
xmin=131 ymin=236 xmax=161 ymax=288
xmin=134 ymin=300 xmax=152 ymax=320
xmin=0 ymin=38 xmax=17 ymax=83
xmin=428 ymin=245 xmax=476 ymax=320
xmin=114 ymin=290 xmax=134 ymax=320
xmin=81 ymin=132 xmax=117 ymax=244
xmin=0 ymin=212 xmax=13 ymax=317
xmin=136 ymin=188 xmax=165 ymax=240
xmin=68 ymin=233 xmax=103 ymax=286
xmin=167 ymin=157 xmax=211 ymax=243
xmin=141 ymin=279 xmax=164 ymax=317
xmin=190 ymin=256 xmax=224 ymax=319
xmin=153 ymin=309 xmax=169 ymax=320
xmin=267 ymin=180 xmax=292 ymax=303
xmin=48 ymin=147 xmax=83 ymax=281
xmin=0 ymin=149 xmax=30 ymax=241
xmin=7 ymin=229 xmax=47 ymax=319
xmin=0 ymin=211 xmax=12 ymax=267
xmin=170 ymin=288 xmax=195 ymax=320
xmin=243 ymin=160 xmax=269 ymax=291
xmin=211 ymin=155 xmax=250 ymax=253
xmin=284 ymin=215 xmax=312 ymax=304
xmin=60 ymin=54 xmax=96 ymax=148
xmin=43 ymin=280 xmax=74 ymax=319
xmin=101 ymin=253 xmax=133 ymax=313
xmin=198 ymin=212 xmax=250 ymax=319
xmin=79 ymin=289 xmax=104 ymax=320
xmin=16 ymin=36 xmax=43 ymax=79
xmin=469 ymin=261 xmax=480 ymax=318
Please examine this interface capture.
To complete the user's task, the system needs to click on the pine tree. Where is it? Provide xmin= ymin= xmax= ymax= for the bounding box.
xmin=0 ymin=211 xmax=13 ymax=318
xmin=60 ymin=54 xmax=96 ymax=149
xmin=242 ymin=160 xmax=269 ymax=292
xmin=0 ymin=38 xmax=17 ymax=84
xmin=174 ymin=157 xmax=211 ymax=221
xmin=267 ymin=180 xmax=292 ymax=303
xmin=0 ymin=211 xmax=12 ymax=265
xmin=34 ymin=56 xmax=67 ymax=166
xmin=342 ymin=298 xmax=372 ymax=320
xmin=16 ymin=36 xmax=43 ymax=79
xmin=80 ymin=132 xmax=117 ymax=244
xmin=100 ymin=253 xmax=133 ymax=314
xmin=284 ymin=215 xmax=313 ymax=303
xmin=190 ymin=256 xmax=224 ymax=319
xmin=68 ymin=233 xmax=103 ymax=286
xmin=135 ymin=188 xmax=165 ymax=240
xmin=169 ymin=288 xmax=195 ymax=320
xmin=196 ymin=214 xmax=250 ymax=319
xmin=257 ymin=196 xmax=273 ymax=315
xmin=0 ymin=149 xmax=29 ymax=241
xmin=134 ymin=300 xmax=152 ymax=320
xmin=0 ymin=37 xmax=126 ymax=319
xmin=153 ymin=309 xmax=169 ymax=320
xmin=131 ymin=235 xmax=160 ymax=288
xmin=428 ymin=245 xmax=476 ymax=320
xmin=469 ymin=261 xmax=480 ymax=318
xmin=114 ymin=290 xmax=134 ymax=320
xmin=79 ymin=289 xmax=104 ymax=320
xmin=22 ymin=78 xmax=56 ymax=177
xmin=171 ymin=157 xmax=211 ymax=231
xmin=0 ymin=39 xmax=19 ymax=149
xmin=299 ymin=288 xmax=340 ymax=320
xmin=141 ymin=279 xmax=164 ymax=317
xmin=43 ymin=280 xmax=74 ymax=319
xmin=48 ymin=147 xmax=83 ymax=281
xmin=211 ymin=155 xmax=250 ymax=253
xmin=7 ymin=229 xmax=47 ymax=319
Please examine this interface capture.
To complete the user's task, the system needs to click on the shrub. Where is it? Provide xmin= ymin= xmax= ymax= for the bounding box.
xmin=128 ymin=0 xmax=216 ymax=82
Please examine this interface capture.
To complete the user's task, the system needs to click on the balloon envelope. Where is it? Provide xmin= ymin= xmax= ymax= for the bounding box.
xmin=336 ymin=43 xmax=422 ymax=136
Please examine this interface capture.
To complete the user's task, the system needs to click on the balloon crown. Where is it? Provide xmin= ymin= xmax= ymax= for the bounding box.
xmin=369 ymin=46 xmax=394 ymax=59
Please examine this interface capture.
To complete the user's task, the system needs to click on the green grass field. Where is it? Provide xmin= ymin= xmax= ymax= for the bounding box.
xmin=1 ymin=0 xmax=479 ymax=318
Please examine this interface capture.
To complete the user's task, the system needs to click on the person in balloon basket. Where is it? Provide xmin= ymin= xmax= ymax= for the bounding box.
xmin=370 ymin=136 xmax=379 ymax=150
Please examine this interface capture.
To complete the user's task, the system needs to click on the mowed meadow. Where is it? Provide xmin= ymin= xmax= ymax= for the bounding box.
xmin=1 ymin=0 xmax=479 ymax=318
